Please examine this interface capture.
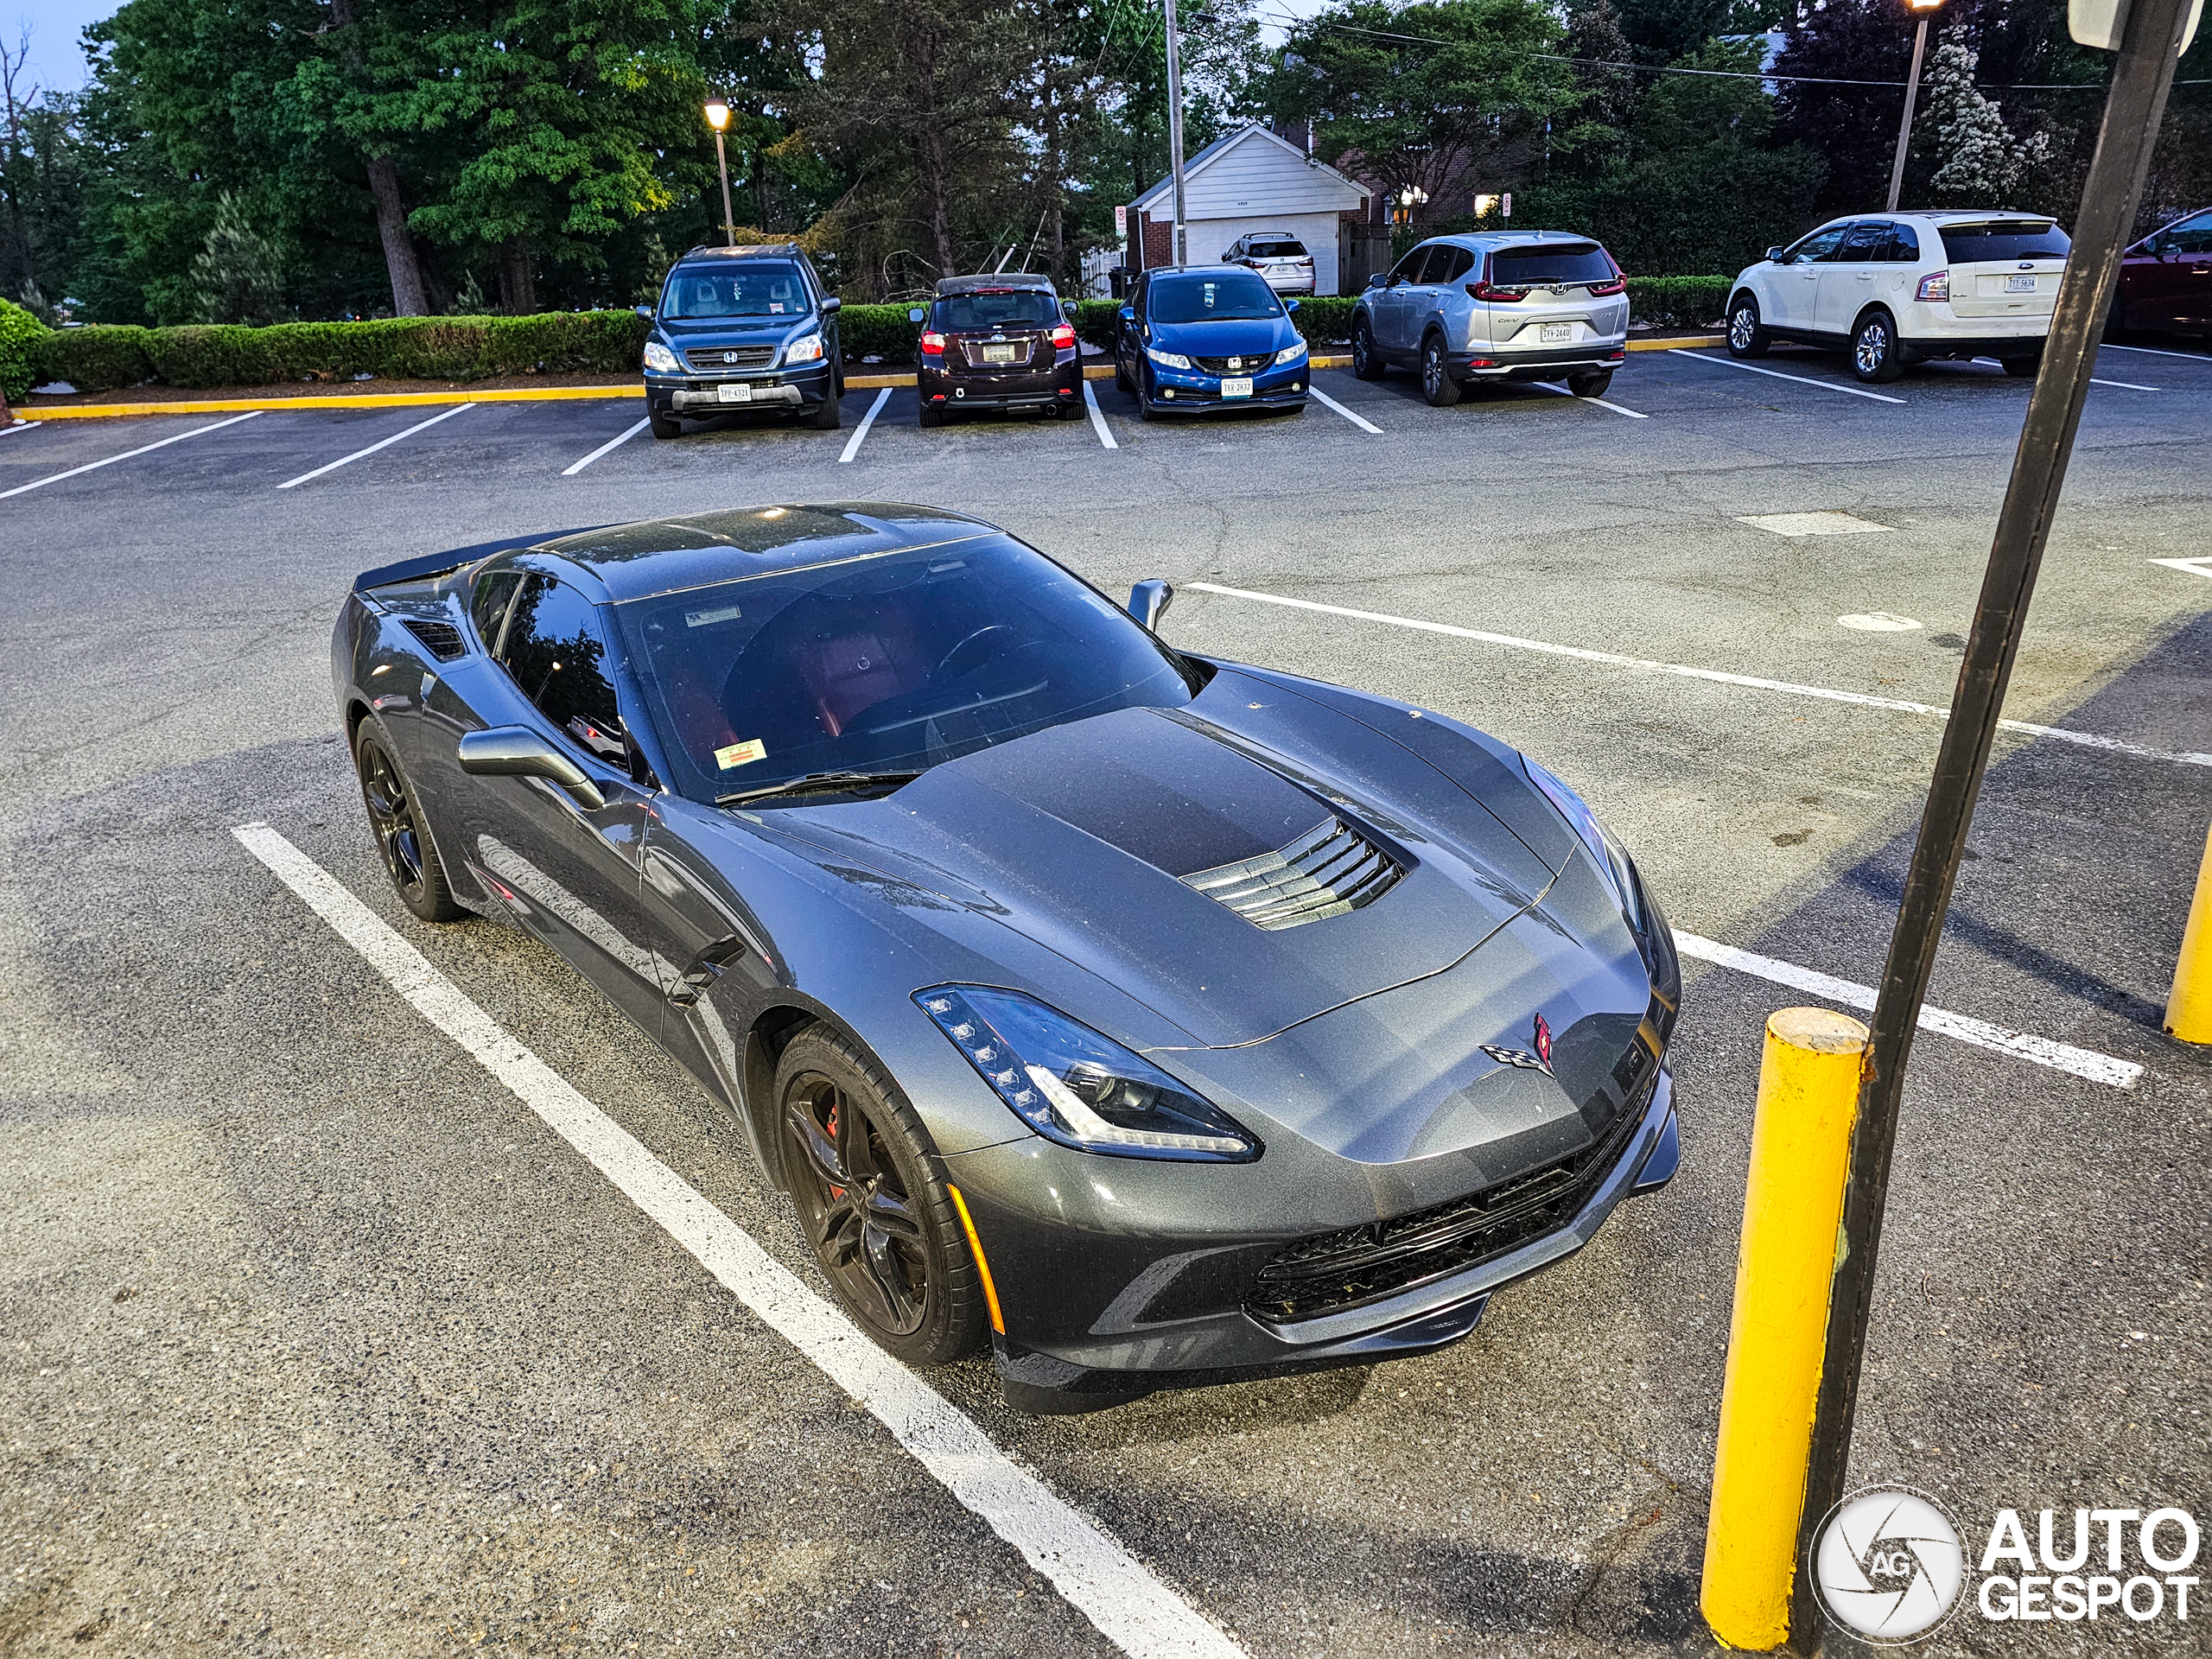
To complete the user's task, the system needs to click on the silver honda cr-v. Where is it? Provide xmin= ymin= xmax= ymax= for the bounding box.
xmin=1351 ymin=231 xmax=1630 ymax=405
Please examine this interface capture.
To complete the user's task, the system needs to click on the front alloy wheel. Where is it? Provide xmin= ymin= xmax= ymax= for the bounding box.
xmin=1351 ymin=317 xmax=1384 ymax=381
xmin=1852 ymin=312 xmax=1904 ymax=383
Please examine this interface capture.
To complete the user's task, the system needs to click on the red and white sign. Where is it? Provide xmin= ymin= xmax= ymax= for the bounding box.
xmin=1115 ymin=205 xmax=1128 ymax=239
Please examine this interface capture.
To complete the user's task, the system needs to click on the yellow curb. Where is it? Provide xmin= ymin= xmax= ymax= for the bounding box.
xmin=1630 ymin=334 xmax=1721 ymax=350
xmin=22 ymin=385 xmax=640 ymax=419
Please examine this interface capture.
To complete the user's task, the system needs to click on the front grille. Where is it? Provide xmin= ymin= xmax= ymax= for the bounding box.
xmin=1193 ymin=353 xmax=1271 ymax=373
xmin=682 ymin=345 xmax=776 ymax=372
xmin=401 ymin=618 xmax=467 ymax=661
xmin=1182 ymin=818 xmax=1400 ymax=931
xmin=1245 ymin=1067 xmax=1656 ymax=1322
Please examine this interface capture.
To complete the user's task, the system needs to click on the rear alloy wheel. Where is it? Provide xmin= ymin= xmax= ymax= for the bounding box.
xmin=1726 ymin=295 xmax=1770 ymax=359
xmin=1351 ymin=317 xmax=1384 ymax=380
xmin=1567 ymin=369 xmax=1613 ymax=398
xmin=649 ymin=410 xmax=682 ymax=440
xmin=353 ymin=721 xmax=462 ymax=923
xmin=1850 ymin=310 xmax=1904 ymax=383
xmin=777 ymin=1024 xmax=985 ymax=1366
xmin=1420 ymin=333 xmax=1462 ymax=406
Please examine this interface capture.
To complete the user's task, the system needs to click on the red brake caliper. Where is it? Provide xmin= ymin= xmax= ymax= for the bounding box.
xmin=826 ymin=1103 xmax=844 ymax=1200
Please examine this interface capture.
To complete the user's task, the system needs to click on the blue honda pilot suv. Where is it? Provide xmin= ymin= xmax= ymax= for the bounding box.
xmin=639 ymin=243 xmax=845 ymax=437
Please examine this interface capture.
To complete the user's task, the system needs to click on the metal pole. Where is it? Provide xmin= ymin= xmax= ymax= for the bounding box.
xmin=1790 ymin=0 xmax=2195 ymax=1642
xmin=1164 ymin=0 xmax=1189 ymax=265
xmin=713 ymin=129 xmax=737 ymax=248
xmin=1885 ymin=15 xmax=1931 ymax=213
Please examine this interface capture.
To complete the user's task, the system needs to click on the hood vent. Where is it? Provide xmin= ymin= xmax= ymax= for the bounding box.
xmin=402 ymin=618 xmax=467 ymax=661
xmin=1182 ymin=817 xmax=1402 ymax=931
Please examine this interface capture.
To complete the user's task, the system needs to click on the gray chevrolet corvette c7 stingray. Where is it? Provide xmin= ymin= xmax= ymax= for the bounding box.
xmin=333 ymin=502 xmax=1681 ymax=1410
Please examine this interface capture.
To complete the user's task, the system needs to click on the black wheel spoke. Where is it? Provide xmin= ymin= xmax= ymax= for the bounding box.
xmin=858 ymin=1224 xmax=922 ymax=1329
xmin=862 ymin=1184 xmax=922 ymax=1242
xmin=785 ymin=1099 xmax=847 ymax=1190
xmin=779 ymin=1068 xmax=931 ymax=1340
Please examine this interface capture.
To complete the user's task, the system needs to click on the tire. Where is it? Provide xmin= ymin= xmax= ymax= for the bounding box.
xmin=1115 ymin=358 xmax=1133 ymax=394
xmin=2105 ymin=295 xmax=2133 ymax=342
xmin=1420 ymin=332 xmax=1462 ymax=406
xmin=649 ymin=410 xmax=682 ymax=440
xmin=2001 ymin=354 xmax=2041 ymax=378
xmin=775 ymin=1023 xmax=987 ymax=1366
xmin=1567 ymin=369 xmax=1613 ymax=398
xmin=353 ymin=721 xmax=462 ymax=924
xmin=918 ymin=402 xmax=942 ymax=429
xmin=1850 ymin=309 xmax=1904 ymax=383
xmin=1138 ymin=368 xmax=1160 ymax=421
xmin=807 ymin=390 xmax=842 ymax=430
xmin=1351 ymin=316 xmax=1385 ymax=380
xmin=1726 ymin=294 xmax=1770 ymax=359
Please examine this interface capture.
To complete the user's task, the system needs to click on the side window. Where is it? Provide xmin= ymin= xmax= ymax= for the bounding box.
xmin=469 ymin=570 xmax=520 ymax=651
xmin=1440 ymin=245 xmax=1477 ymax=283
xmin=1885 ymin=224 xmax=1922 ymax=262
xmin=1834 ymin=224 xmax=1889 ymax=264
xmin=499 ymin=575 xmax=627 ymax=763
xmin=1389 ymin=245 xmax=1430 ymax=284
xmin=2169 ymin=213 xmax=2212 ymax=254
xmin=1788 ymin=226 xmax=1850 ymax=264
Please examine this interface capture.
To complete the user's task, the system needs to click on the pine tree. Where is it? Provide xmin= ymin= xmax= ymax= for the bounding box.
xmin=191 ymin=191 xmax=287 ymax=323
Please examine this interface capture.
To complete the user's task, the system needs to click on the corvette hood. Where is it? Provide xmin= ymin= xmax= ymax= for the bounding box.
xmin=770 ymin=702 xmax=1555 ymax=1046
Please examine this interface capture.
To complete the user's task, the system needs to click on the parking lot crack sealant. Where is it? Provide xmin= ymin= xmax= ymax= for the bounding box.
xmin=230 ymin=820 xmax=1249 ymax=1659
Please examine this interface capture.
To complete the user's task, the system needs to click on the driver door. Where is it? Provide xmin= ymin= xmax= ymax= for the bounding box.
xmin=1768 ymin=224 xmax=1848 ymax=331
xmin=1376 ymin=245 xmax=1432 ymax=356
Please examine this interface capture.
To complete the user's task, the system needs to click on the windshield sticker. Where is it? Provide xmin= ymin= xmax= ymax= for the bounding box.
xmin=770 ymin=302 xmax=786 ymax=313
xmin=685 ymin=603 xmax=743 ymax=627
xmin=715 ymin=739 xmax=768 ymax=771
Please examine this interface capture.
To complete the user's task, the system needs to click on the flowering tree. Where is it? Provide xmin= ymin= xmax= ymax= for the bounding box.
xmin=1920 ymin=41 xmax=2050 ymax=207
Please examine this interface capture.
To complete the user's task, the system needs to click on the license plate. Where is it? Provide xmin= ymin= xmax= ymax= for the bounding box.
xmin=1542 ymin=322 xmax=1573 ymax=343
xmin=1222 ymin=377 xmax=1254 ymax=398
xmin=982 ymin=344 xmax=1019 ymax=365
xmin=2006 ymin=274 xmax=2037 ymax=292
xmin=716 ymin=383 xmax=753 ymax=404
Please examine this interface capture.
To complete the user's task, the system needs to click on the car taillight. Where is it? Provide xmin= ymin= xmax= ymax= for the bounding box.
xmin=1916 ymin=270 xmax=1949 ymax=302
xmin=1587 ymin=275 xmax=1627 ymax=296
xmin=1050 ymin=323 xmax=1076 ymax=347
xmin=1467 ymin=283 xmax=1527 ymax=302
xmin=920 ymin=331 xmax=946 ymax=355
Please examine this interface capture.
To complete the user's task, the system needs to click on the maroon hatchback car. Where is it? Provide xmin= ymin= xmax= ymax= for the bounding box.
xmin=911 ymin=274 xmax=1083 ymax=427
xmin=2114 ymin=207 xmax=2212 ymax=339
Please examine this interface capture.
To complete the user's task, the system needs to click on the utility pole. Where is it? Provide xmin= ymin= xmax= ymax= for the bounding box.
xmin=1885 ymin=0 xmax=1946 ymax=213
xmin=1164 ymin=0 xmax=1189 ymax=265
xmin=1791 ymin=0 xmax=2200 ymax=1641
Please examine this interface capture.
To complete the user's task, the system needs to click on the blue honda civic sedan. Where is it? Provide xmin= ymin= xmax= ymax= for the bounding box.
xmin=1114 ymin=267 xmax=1309 ymax=420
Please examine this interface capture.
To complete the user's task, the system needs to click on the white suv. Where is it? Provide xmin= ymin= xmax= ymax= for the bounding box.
xmin=1222 ymin=232 xmax=1315 ymax=296
xmin=1725 ymin=212 xmax=2070 ymax=383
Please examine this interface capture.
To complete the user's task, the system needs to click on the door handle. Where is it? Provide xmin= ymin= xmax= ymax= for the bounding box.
xmin=667 ymin=934 xmax=748 ymax=1006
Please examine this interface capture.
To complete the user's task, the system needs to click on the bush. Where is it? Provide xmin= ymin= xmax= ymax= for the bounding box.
xmin=837 ymin=302 xmax=923 ymax=365
xmin=33 ymin=324 xmax=156 ymax=393
xmin=0 ymin=298 xmax=51 ymax=402
xmin=1290 ymin=296 xmax=1357 ymax=345
xmin=1625 ymin=276 xmax=1732 ymax=330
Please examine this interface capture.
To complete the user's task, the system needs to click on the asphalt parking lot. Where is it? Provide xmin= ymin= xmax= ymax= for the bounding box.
xmin=3 ymin=337 xmax=2209 ymax=1657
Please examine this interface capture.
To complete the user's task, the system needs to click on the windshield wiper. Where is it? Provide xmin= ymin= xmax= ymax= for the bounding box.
xmin=717 ymin=769 xmax=925 ymax=808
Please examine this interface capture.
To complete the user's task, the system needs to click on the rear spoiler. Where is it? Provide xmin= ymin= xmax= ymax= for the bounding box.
xmin=351 ymin=525 xmax=613 ymax=594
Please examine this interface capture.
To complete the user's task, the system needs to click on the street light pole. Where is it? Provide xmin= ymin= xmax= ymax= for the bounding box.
xmin=1885 ymin=0 xmax=1945 ymax=213
xmin=1164 ymin=0 xmax=1189 ymax=265
xmin=703 ymin=99 xmax=738 ymax=249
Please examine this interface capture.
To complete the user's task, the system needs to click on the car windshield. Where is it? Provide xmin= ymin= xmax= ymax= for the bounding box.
xmin=1938 ymin=222 xmax=2070 ymax=263
xmin=1148 ymin=271 xmax=1283 ymax=322
xmin=1248 ymin=241 xmax=1306 ymax=258
xmin=664 ymin=262 xmax=810 ymax=319
xmin=1489 ymin=245 xmax=1614 ymax=285
xmin=938 ymin=289 xmax=1058 ymax=329
xmin=613 ymin=536 xmax=1198 ymax=804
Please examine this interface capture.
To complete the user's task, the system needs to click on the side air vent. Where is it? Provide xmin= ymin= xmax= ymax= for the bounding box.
xmin=1182 ymin=818 xmax=1402 ymax=931
xmin=402 ymin=619 xmax=467 ymax=661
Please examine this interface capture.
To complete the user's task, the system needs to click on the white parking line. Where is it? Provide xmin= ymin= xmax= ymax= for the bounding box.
xmin=1184 ymin=582 xmax=2212 ymax=770
xmin=1307 ymin=385 xmax=1383 ymax=434
xmin=229 ymin=820 xmax=1244 ymax=1659
xmin=837 ymin=387 xmax=893 ymax=464
xmin=276 ymin=403 xmax=474 ymax=490
xmin=2102 ymin=342 xmax=2212 ymax=361
xmin=1674 ymin=932 xmax=2140 ymax=1090
xmin=0 ymin=420 xmax=33 ymax=438
xmin=562 ymin=416 xmax=651 ymax=476
xmin=1083 ymin=379 xmax=1120 ymax=449
xmin=1529 ymin=382 xmax=1648 ymax=419
xmin=2150 ymin=556 xmax=2212 ymax=580
xmin=0 ymin=410 xmax=264 ymax=500
xmin=2088 ymin=377 xmax=2159 ymax=391
xmin=1666 ymin=348 xmax=1908 ymax=405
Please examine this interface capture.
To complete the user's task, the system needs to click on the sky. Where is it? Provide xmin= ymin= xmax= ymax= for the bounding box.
xmin=11 ymin=0 xmax=111 ymax=92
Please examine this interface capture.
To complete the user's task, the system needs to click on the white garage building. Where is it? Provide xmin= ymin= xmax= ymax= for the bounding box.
xmin=1129 ymin=124 xmax=1372 ymax=296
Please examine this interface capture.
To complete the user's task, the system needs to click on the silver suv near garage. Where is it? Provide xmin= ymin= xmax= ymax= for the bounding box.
xmin=1351 ymin=232 xmax=1630 ymax=406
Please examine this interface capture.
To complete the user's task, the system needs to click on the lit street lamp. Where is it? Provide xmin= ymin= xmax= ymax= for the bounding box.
xmin=703 ymin=99 xmax=737 ymax=249
xmin=1886 ymin=0 xmax=1948 ymax=213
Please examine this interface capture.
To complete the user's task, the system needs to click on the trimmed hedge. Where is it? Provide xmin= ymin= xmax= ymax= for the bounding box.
xmin=1625 ymin=276 xmax=1731 ymax=330
xmin=33 ymin=324 xmax=156 ymax=393
xmin=0 ymin=298 xmax=50 ymax=402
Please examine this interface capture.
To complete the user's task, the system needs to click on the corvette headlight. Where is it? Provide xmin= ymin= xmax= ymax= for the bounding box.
xmin=1274 ymin=340 xmax=1307 ymax=365
xmin=642 ymin=340 xmax=678 ymax=372
xmin=1523 ymin=756 xmax=1647 ymax=937
xmin=784 ymin=332 xmax=825 ymax=365
xmin=1146 ymin=346 xmax=1193 ymax=370
xmin=916 ymin=986 xmax=1261 ymax=1161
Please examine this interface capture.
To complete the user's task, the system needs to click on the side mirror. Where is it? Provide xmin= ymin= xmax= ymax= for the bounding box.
xmin=633 ymin=304 xmax=654 ymax=320
xmin=820 ymin=296 xmax=842 ymax=315
xmin=1766 ymin=245 xmax=1787 ymax=264
xmin=1119 ymin=305 xmax=1135 ymax=323
xmin=1285 ymin=297 xmax=1300 ymax=313
xmin=907 ymin=306 xmax=926 ymax=324
xmin=1366 ymin=271 xmax=1387 ymax=289
xmin=1128 ymin=579 xmax=1173 ymax=631
xmin=457 ymin=727 xmax=605 ymax=811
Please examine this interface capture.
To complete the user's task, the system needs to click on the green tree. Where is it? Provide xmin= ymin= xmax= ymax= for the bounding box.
xmin=191 ymin=189 xmax=287 ymax=321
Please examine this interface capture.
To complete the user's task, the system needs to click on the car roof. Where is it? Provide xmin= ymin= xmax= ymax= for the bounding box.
xmin=1815 ymin=211 xmax=2056 ymax=226
xmin=1414 ymin=231 xmax=1604 ymax=251
xmin=487 ymin=504 xmax=1006 ymax=604
xmin=677 ymin=242 xmax=807 ymax=261
xmin=936 ymin=273 xmax=1056 ymax=294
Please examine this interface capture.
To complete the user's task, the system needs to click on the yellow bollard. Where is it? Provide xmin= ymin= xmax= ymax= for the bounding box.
xmin=2165 ymin=821 xmax=2212 ymax=1044
xmin=1700 ymin=1007 xmax=1870 ymax=1651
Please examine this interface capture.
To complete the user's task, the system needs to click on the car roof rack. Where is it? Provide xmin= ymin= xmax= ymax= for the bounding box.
xmin=679 ymin=242 xmax=804 ymax=259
